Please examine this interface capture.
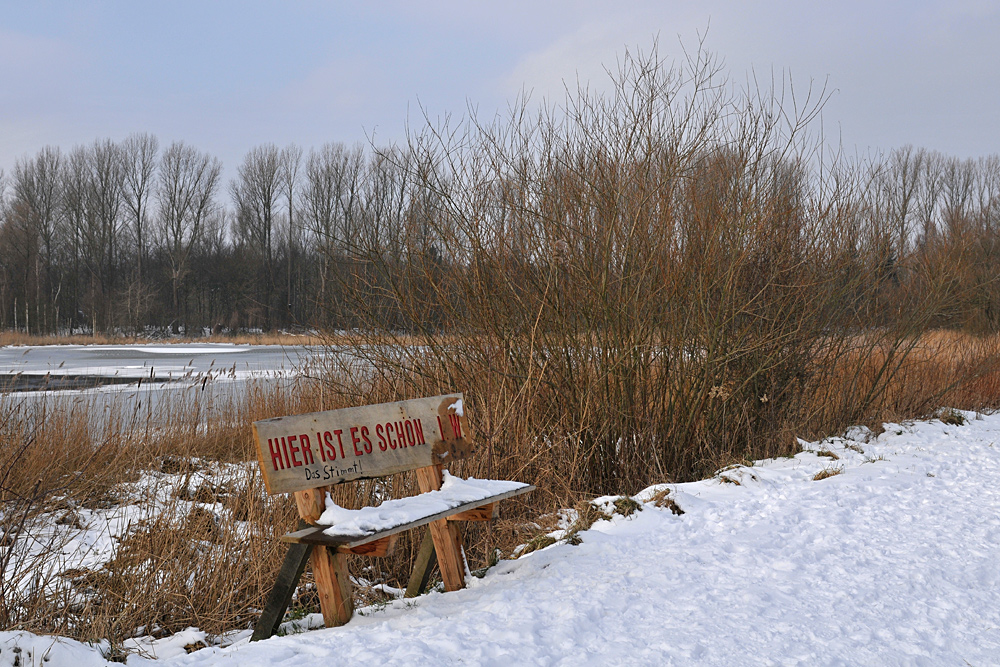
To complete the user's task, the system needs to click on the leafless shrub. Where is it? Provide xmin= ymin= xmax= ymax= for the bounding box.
xmin=315 ymin=42 xmax=960 ymax=506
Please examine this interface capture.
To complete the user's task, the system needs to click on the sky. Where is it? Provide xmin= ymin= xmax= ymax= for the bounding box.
xmin=1 ymin=0 xmax=998 ymax=179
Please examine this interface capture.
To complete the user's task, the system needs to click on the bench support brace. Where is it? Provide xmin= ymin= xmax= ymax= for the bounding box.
xmin=251 ymin=520 xmax=312 ymax=642
xmin=415 ymin=464 xmax=468 ymax=592
xmin=405 ymin=526 xmax=438 ymax=598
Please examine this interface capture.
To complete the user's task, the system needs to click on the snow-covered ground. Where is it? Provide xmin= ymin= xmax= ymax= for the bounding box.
xmin=4 ymin=410 xmax=1000 ymax=666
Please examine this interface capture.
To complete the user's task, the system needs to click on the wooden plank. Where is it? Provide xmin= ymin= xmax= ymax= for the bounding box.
xmin=337 ymin=534 xmax=398 ymax=557
xmin=432 ymin=519 xmax=466 ymax=593
xmin=416 ymin=465 xmax=467 ymax=592
xmin=447 ymin=503 xmax=498 ymax=522
xmin=280 ymin=484 xmax=535 ymax=548
xmin=251 ymin=521 xmax=313 ymax=641
xmin=292 ymin=483 xmax=353 ymax=628
xmin=312 ymin=545 xmax=353 ymax=627
xmin=405 ymin=527 xmax=437 ymax=598
xmin=253 ymin=394 xmax=474 ymax=495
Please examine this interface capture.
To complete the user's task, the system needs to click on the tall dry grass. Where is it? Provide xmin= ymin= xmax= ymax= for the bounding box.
xmin=0 ymin=385 xmax=294 ymax=648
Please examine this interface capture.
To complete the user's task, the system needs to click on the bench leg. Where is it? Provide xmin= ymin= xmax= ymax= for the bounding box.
xmin=405 ymin=526 xmax=438 ymax=598
xmin=251 ymin=539 xmax=313 ymax=641
xmin=427 ymin=518 xmax=467 ymax=592
xmin=291 ymin=486 xmax=353 ymax=627
xmin=313 ymin=545 xmax=354 ymax=626
xmin=415 ymin=464 xmax=468 ymax=592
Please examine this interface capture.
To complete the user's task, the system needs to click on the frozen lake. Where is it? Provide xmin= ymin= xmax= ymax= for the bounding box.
xmin=0 ymin=343 xmax=326 ymax=427
xmin=0 ymin=343 xmax=317 ymax=385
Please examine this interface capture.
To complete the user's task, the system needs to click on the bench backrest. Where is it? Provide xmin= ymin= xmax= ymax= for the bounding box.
xmin=252 ymin=393 xmax=472 ymax=495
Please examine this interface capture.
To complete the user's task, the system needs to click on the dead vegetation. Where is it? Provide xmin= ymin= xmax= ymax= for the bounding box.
xmin=813 ymin=467 xmax=844 ymax=481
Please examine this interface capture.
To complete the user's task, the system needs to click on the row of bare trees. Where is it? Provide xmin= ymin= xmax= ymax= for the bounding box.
xmin=0 ymin=131 xmax=442 ymax=334
xmin=1 ymin=113 xmax=1000 ymax=337
xmin=0 ymin=138 xmax=296 ymax=333
xmin=0 ymin=136 xmax=226 ymax=333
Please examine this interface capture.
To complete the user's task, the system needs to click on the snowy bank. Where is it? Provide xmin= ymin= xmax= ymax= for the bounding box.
xmin=5 ymin=410 xmax=1000 ymax=665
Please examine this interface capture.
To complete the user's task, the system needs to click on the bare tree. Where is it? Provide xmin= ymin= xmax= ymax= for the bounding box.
xmin=89 ymin=139 xmax=126 ymax=332
xmin=881 ymin=146 xmax=924 ymax=258
xmin=280 ymin=143 xmax=302 ymax=326
xmin=0 ymin=168 xmax=7 ymax=329
xmin=231 ymin=144 xmax=282 ymax=329
xmin=301 ymin=143 xmax=365 ymax=318
xmin=156 ymin=142 xmax=222 ymax=334
xmin=55 ymin=140 xmax=127 ymax=333
xmin=915 ymin=151 xmax=944 ymax=246
xmin=361 ymin=147 xmax=412 ymax=262
xmin=9 ymin=147 xmax=63 ymax=332
xmin=942 ymin=156 xmax=977 ymax=239
xmin=121 ymin=132 xmax=159 ymax=286
xmin=61 ymin=146 xmax=89 ymax=332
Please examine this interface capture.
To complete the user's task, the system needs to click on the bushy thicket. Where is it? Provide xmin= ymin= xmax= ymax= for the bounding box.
xmin=317 ymin=46 xmax=1000 ymax=494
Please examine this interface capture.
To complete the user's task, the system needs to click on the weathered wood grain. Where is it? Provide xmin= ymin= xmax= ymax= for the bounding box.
xmin=250 ymin=520 xmax=313 ymax=642
xmin=447 ymin=503 xmax=498 ymax=521
xmin=405 ymin=527 xmax=438 ymax=598
xmin=337 ymin=534 xmax=399 ymax=557
xmin=312 ymin=546 xmax=353 ymax=627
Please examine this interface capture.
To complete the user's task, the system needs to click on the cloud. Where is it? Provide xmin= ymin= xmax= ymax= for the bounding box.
xmin=495 ymin=2 xmax=727 ymax=109
xmin=500 ymin=19 xmax=643 ymax=103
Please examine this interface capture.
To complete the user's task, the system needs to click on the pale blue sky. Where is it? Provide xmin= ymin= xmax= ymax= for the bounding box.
xmin=2 ymin=1 xmax=998 ymax=177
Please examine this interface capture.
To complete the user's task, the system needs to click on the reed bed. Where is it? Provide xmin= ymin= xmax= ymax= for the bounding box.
xmin=2 ymin=328 xmax=1000 ymax=649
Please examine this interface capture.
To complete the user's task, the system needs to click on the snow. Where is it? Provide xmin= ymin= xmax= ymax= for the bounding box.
xmin=0 ymin=627 xmax=249 ymax=666
xmin=1 ymin=459 xmax=256 ymax=621
xmin=0 ymin=632 xmax=113 ymax=667
xmin=318 ymin=473 xmax=529 ymax=538
xmin=0 ymin=343 xmax=316 ymax=385
xmin=6 ymin=410 xmax=1000 ymax=665
xmin=95 ymin=345 xmax=253 ymax=355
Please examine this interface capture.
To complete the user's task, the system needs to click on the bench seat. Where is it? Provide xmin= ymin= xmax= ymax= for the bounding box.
xmin=282 ymin=477 xmax=534 ymax=548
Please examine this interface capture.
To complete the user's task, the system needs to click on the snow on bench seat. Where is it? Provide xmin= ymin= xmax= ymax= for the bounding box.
xmin=281 ymin=472 xmax=533 ymax=548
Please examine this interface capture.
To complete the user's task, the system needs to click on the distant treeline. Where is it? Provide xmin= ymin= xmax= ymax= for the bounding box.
xmin=0 ymin=137 xmax=419 ymax=334
xmin=1 ymin=72 xmax=1000 ymax=338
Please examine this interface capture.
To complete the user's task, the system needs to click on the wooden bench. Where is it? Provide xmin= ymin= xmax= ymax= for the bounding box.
xmin=249 ymin=393 xmax=534 ymax=640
